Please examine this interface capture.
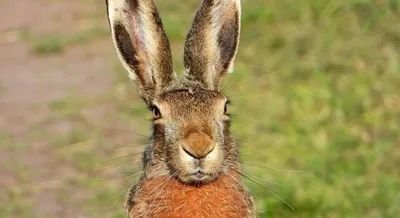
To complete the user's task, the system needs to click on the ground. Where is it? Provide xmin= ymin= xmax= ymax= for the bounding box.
xmin=0 ymin=0 xmax=399 ymax=217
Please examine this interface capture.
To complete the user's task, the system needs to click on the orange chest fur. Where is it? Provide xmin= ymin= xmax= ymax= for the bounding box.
xmin=128 ymin=175 xmax=253 ymax=218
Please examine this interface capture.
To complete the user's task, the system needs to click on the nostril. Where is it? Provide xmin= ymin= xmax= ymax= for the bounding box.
xmin=181 ymin=131 xmax=215 ymax=159
xmin=204 ymin=146 xmax=214 ymax=157
xmin=182 ymin=145 xmax=213 ymax=160
xmin=182 ymin=146 xmax=197 ymax=159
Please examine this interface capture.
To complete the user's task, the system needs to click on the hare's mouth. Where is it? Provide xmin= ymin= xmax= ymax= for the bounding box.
xmin=189 ymin=170 xmax=209 ymax=181
xmin=186 ymin=173 xmax=214 ymax=184
xmin=175 ymin=142 xmax=223 ymax=184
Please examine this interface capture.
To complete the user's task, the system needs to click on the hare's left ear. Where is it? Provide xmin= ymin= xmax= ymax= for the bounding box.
xmin=183 ymin=0 xmax=241 ymax=90
xmin=106 ymin=0 xmax=176 ymax=105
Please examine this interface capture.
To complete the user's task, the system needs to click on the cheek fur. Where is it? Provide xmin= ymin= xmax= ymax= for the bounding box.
xmin=163 ymin=122 xmax=193 ymax=174
xmin=163 ymin=122 xmax=179 ymax=143
xmin=201 ymin=143 xmax=223 ymax=172
xmin=214 ymin=118 xmax=228 ymax=145
xmin=151 ymin=123 xmax=167 ymax=156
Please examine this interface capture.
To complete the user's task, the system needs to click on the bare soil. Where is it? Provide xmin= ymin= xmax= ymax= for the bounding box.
xmin=0 ymin=1 xmax=120 ymax=217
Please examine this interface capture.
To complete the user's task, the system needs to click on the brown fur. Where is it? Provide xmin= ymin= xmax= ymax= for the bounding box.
xmin=182 ymin=130 xmax=213 ymax=159
xmin=184 ymin=0 xmax=241 ymax=90
xmin=106 ymin=0 xmax=176 ymax=104
xmin=105 ymin=1 xmax=254 ymax=217
xmin=128 ymin=171 xmax=254 ymax=218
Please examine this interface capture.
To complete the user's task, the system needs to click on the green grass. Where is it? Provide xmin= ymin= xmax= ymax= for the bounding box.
xmin=2 ymin=0 xmax=400 ymax=217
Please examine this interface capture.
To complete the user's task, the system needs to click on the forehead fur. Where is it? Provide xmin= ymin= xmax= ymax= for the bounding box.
xmin=157 ymin=86 xmax=225 ymax=118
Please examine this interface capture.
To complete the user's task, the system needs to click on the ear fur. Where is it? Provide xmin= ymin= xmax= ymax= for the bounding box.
xmin=106 ymin=0 xmax=176 ymax=104
xmin=183 ymin=0 xmax=241 ymax=90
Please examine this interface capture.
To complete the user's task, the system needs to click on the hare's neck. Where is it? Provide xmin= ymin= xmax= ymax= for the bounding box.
xmin=140 ymin=143 xmax=171 ymax=177
xmin=126 ymin=171 xmax=255 ymax=218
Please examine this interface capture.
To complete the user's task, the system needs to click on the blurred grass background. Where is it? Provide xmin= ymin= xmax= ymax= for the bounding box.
xmin=1 ymin=0 xmax=399 ymax=217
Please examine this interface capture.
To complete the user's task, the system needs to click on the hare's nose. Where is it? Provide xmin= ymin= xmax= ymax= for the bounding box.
xmin=182 ymin=132 xmax=214 ymax=159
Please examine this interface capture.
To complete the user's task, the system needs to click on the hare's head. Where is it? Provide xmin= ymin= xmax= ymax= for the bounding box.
xmin=106 ymin=0 xmax=241 ymax=184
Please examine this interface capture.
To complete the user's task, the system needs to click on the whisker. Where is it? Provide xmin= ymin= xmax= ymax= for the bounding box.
xmin=92 ymin=151 xmax=144 ymax=168
xmin=235 ymin=134 xmax=265 ymax=147
xmin=93 ymin=125 xmax=151 ymax=139
xmin=256 ymin=209 xmax=271 ymax=215
xmin=233 ymin=169 xmax=295 ymax=211
xmin=226 ymin=93 xmax=245 ymax=98
xmin=233 ymin=120 xmax=255 ymax=134
xmin=108 ymin=186 xmax=132 ymax=202
xmin=226 ymin=172 xmax=259 ymax=203
xmin=222 ymin=79 xmax=251 ymax=97
xmin=108 ymin=172 xmax=145 ymax=203
xmin=91 ymin=160 xmax=141 ymax=175
xmin=144 ymin=172 xmax=176 ymax=217
xmin=221 ymin=76 xmax=235 ymax=94
xmin=240 ymin=161 xmax=309 ymax=173
xmin=121 ymin=171 xmax=144 ymax=182
xmin=239 ymin=171 xmax=280 ymax=186
xmin=222 ymin=76 xmax=250 ymax=96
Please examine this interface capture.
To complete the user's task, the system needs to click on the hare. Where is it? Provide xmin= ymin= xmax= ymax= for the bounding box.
xmin=105 ymin=0 xmax=255 ymax=217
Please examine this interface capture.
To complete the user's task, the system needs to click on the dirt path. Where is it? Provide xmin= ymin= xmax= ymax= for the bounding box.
xmin=0 ymin=1 xmax=128 ymax=217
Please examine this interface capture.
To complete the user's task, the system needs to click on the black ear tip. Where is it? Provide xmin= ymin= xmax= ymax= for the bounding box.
xmin=182 ymin=0 xmax=241 ymax=89
xmin=218 ymin=10 xmax=240 ymax=70
xmin=113 ymin=23 xmax=141 ymax=71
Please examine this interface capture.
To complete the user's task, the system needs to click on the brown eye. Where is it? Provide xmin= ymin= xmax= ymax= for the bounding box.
xmin=224 ymin=100 xmax=231 ymax=115
xmin=224 ymin=103 xmax=228 ymax=115
xmin=152 ymin=106 xmax=161 ymax=119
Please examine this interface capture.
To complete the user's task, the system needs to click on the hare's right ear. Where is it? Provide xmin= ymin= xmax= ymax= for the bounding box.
xmin=106 ymin=0 xmax=176 ymax=105
xmin=183 ymin=0 xmax=241 ymax=90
